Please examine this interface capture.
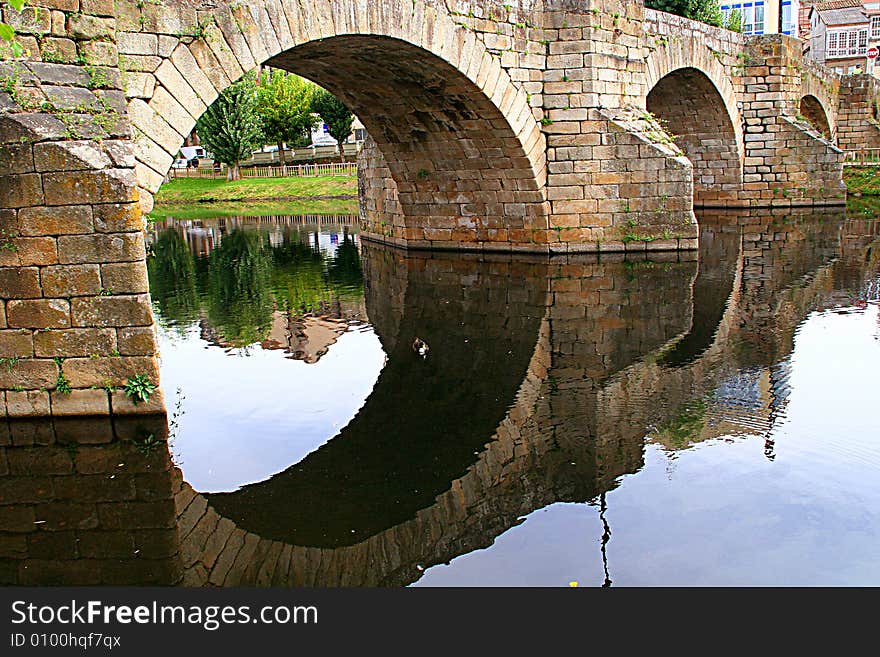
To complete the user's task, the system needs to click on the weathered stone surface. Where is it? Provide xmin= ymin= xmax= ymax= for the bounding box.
xmin=0 ymin=267 xmax=41 ymax=299
xmin=70 ymin=294 xmax=152 ymax=327
xmin=115 ymin=327 xmax=156 ymax=356
xmin=0 ymin=238 xmax=57 ymax=267
xmin=80 ymin=40 xmax=118 ymax=67
xmin=50 ymin=389 xmax=111 ymax=416
xmin=100 ymin=261 xmax=149 ymax=293
xmin=7 ymin=299 xmax=70 ymax=329
xmin=0 ymin=174 xmax=44 ymax=209
xmin=63 ymin=355 xmax=158 ymax=387
xmin=18 ymin=205 xmax=93 ymax=235
xmin=26 ymin=62 xmax=90 ymax=86
xmin=43 ymin=168 xmax=138 ymax=206
xmin=5 ymin=390 xmax=50 ymax=417
xmin=0 ymin=114 xmax=68 ymax=144
xmin=40 ymin=264 xmax=102 ymax=297
xmin=68 ymin=14 xmax=115 ymax=40
xmin=34 ymin=328 xmax=116 ymax=358
xmin=0 ymin=329 xmax=34 ymax=357
xmin=0 ymin=360 xmax=57 ymax=389
xmin=33 ymin=140 xmax=113 ymax=172
xmin=58 ymin=232 xmax=144 ymax=264
xmin=111 ymin=386 xmax=165 ymax=415
xmin=0 ymin=143 xmax=35 ymax=175
xmin=93 ymin=203 xmax=143 ymax=233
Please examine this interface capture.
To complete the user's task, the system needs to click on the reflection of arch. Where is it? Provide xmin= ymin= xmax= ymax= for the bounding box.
xmin=799 ymin=95 xmax=833 ymax=141
xmin=646 ymin=67 xmax=744 ymax=207
xmin=130 ymin=0 xmax=546 ymax=243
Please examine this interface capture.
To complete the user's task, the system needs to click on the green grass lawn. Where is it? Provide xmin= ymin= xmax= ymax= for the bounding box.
xmin=154 ymin=175 xmax=358 ymax=204
xmin=843 ymin=166 xmax=880 ymax=195
xmin=148 ymin=199 xmax=357 ymax=221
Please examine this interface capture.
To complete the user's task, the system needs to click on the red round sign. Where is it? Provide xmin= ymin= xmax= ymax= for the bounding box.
xmin=868 ymin=47 xmax=879 ymax=59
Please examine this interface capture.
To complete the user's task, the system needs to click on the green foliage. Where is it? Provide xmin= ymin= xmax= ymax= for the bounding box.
xmin=686 ymin=0 xmax=725 ymax=28
xmin=726 ymin=8 xmax=743 ymax=32
xmin=124 ymin=373 xmax=156 ymax=403
xmin=207 ymin=229 xmax=273 ymax=346
xmin=147 ymin=229 xmax=200 ymax=330
xmin=645 ymin=0 xmax=731 ymax=29
xmin=256 ymin=69 xmax=319 ymax=164
xmin=311 ymin=87 xmax=355 ymax=162
xmin=0 ymin=0 xmax=27 ymax=58
xmin=195 ymin=71 xmax=263 ymax=180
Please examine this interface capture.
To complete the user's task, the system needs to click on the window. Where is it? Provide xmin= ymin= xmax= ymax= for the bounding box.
xmin=826 ymin=27 xmax=869 ymax=58
xmin=872 ymin=16 xmax=880 ymax=39
xmin=719 ymin=1 xmax=766 ymax=35
xmin=781 ymin=0 xmax=796 ymax=36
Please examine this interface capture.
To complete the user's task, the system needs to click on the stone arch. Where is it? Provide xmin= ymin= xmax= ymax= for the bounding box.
xmin=646 ymin=66 xmax=744 ymax=207
xmin=799 ymin=94 xmax=833 ymax=141
xmin=127 ymin=0 xmax=547 ymax=247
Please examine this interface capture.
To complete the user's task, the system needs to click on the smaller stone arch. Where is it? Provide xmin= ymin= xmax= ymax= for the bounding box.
xmin=799 ymin=95 xmax=834 ymax=141
xmin=646 ymin=67 xmax=744 ymax=207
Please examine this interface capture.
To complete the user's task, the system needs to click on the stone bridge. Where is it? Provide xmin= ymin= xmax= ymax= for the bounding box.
xmin=1 ymin=208 xmax=878 ymax=585
xmin=2 ymin=0 xmax=880 ymax=410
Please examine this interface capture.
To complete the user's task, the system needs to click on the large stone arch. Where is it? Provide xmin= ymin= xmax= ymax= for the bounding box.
xmin=127 ymin=0 xmax=547 ymax=246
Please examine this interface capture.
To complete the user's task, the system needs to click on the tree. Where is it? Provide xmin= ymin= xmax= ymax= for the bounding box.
xmin=256 ymin=69 xmax=320 ymax=166
xmin=644 ymin=0 xmax=730 ymax=29
xmin=312 ymin=88 xmax=355 ymax=163
xmin=195 ymin=72 xmax=263 ymax=181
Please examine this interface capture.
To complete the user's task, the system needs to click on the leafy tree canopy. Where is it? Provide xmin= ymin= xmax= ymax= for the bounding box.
xmin=312 ymin=88 xmax=355 ymax=162
xmin=256 ymin=69 xmax=320 ymax=163
xmin=195 ymin=71 xmax=263 ymax=180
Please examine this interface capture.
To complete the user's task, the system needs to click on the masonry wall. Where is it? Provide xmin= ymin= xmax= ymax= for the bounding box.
xmin=0 ymin=0 xmax=163 ymax=419
xmin=837 ymin=74 xmax=880 ymax=151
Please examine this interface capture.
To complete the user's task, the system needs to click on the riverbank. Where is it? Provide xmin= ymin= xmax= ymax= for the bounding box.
xmin=843 ymin=166 xmax=880 ymax=195
xmin=154 ymin=175 xmax=358 ymax=205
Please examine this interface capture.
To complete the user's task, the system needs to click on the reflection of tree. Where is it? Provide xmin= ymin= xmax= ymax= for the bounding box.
xmin=147 ymin=229 xmax=200 ymax=331
xmin=269 ymin=230 xmax=363 ymax=314
xmin=327 ymin=235 xmax=362 ymax=293
xmin=207 ymin=230 xmax=273 ymax=346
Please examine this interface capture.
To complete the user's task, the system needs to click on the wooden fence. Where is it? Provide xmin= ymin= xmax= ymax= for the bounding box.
xmin=170 ymin=162 xmax=358 ymax=179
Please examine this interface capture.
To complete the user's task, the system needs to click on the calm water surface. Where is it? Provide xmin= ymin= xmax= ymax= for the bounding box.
xmin=4 ymin=207 xmax=879 ymax=586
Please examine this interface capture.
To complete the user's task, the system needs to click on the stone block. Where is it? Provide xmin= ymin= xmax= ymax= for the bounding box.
xmin=50 ymin=389 xmax=111 ymax=416
xmin=0 ymin=267 xmax=41 ymax=299
xmin=93 ymin=203 xmax=143 ymax=233
xmin=39 ymin=264 xmax=102 ymax=297
xmin=0 ymin=359 xmax=57 ymax=389
xmin=0 ymin=113 xmax=67 ymax=144
xmin=34 ymin=328 xmax=116 ymax=358
xmin=33 ymin=140 xmax=113 ymax=172
xmin=6 ymin=299 xmax=70 ymax=329
xmin=100 ymin=261 xmax=149 ymax=294
xmin=5 ymin=390 xmax=50 ymax=418
xmin=0 ymin=143 xmax=35 ymax=174
xmin=58 ymin=232 xmax=144 ymax=265
xmin=18 ymin=205 xmax=94 ymax=236
xmin=43 ymin=169 xmax=138 ymax=206
xmin=70 ymin=294 xmax=152 ymax=328
xmin=63 ymin=355 xmax=159 ymax=387
xmin=110 ymin=387 xmax=165 ymax=415
xmin=0 ymin=329 xmax=34 ymax=357
xmin=116 ymin=327 xmax=157 ymax=356
xmin=0 ymin=174 xmax=44 ymax=209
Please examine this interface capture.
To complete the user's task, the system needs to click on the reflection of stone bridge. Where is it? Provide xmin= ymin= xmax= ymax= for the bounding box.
xmin=3 ymin=208 xmax=878 ymax=586
xmin=8 ymin=0 xmax=880 ymax=402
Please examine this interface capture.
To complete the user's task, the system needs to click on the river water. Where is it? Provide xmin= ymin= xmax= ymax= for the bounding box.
xmin=3 ymin=206 xmax=879 ymax=586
